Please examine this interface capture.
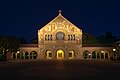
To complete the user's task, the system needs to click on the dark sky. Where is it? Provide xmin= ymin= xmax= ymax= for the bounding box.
xmin=0 ymin=0 xmax=120 ymax=43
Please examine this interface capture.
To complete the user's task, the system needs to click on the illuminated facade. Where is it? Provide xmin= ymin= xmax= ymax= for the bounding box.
xmin=9 ymin=10 xmax=114 ymax=60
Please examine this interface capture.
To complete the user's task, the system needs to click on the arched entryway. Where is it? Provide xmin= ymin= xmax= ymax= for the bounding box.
xmin=92 ymin=51 xmax=97 ymax=59
xmin=105 ymin=52 xmax=109 ymax=59
xmin=25 ymin=52 xmax=29 ymax=59
xmin=56 ymin=50 xmax=64 ymax=59
xmin=30 ymin=51 xmax=37 ymax=59
xmin=83 ymin=51 xmax=91 ymax=59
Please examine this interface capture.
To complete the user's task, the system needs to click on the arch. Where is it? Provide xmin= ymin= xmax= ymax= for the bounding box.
xmin=104 ymin=51 xmax=110 ymax=59
xmin=56 ymin=49 xmax=64 ymax=59
xmin=97 ymin=52 xmax=100 ymax=59
xmin=17 ymin=53 xmax=20 ymax=59
xmin=30 ymin=52 xmax=32 ymax=59
xmin=20 ymin=52 xmax=25 ymax=59
xmin=101 ymin=52 xmax=104 ymax=59
xmin=83 ymin=50 xmax=90 ymax=59
xmin=56 ymin=31 xmax=65 ymax=40
xmin=92 ymin=51 xmax=97 ymax=59
xmin=25 ymin=52 xmax=29 ymax=59
xmin=30 ymin=51 xmax=37 ymax=59
xmin=105 ymin=52 xmax=109 ymax=59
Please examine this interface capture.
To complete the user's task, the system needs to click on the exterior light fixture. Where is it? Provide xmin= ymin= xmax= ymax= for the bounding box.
xmin=17 ymin=51 xmax=20 ymax=53
xmin=101 ymin=51 xmax=104 ymax=53
xmin=113 ymin=49 xmax=116 ymax=51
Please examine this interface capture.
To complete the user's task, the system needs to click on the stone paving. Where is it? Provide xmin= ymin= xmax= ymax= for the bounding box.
xmin=0 ymin=60 xmax=120 ymax=80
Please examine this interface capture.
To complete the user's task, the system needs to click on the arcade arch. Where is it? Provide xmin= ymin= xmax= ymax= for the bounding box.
xmin=83 ymin=50 xmax=110 ymax=60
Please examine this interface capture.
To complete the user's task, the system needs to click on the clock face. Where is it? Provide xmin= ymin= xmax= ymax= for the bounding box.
xmin=56 ymin=32 xmax=65 ymax=40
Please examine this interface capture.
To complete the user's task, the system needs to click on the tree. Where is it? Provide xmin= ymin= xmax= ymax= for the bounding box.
xmin=31 ymin=37 xmax=38 ymax=44
xmin=0 ymin=47 xmax=4 ymax=61
xmin=19 ymin=37 xmax=27 ymax=44
xmin=113 ymin=40 xmax=120 ymax=60
xmin=0 ymin=36 xmax=20 ymax=60
xmin=82 ymin=31 xmax=97 ymax=44
xmin=97 ymin=32 xmax=118 ymax=43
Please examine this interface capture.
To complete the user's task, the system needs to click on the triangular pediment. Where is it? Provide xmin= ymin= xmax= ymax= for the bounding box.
xmin=38 ymin=10 xmax=82 ymax=34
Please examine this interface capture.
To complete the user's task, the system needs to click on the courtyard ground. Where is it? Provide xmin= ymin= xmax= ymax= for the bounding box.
xmin=0 ymin=60 xmax=120 ymax=80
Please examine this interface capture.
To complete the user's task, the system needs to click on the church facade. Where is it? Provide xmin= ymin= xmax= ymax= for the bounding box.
xmin=11 ymin=11 xmax=114 ymax=60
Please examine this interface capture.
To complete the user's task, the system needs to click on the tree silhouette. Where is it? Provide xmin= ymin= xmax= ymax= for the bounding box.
xmin=0 ymin=36 xmax=20 ymax=60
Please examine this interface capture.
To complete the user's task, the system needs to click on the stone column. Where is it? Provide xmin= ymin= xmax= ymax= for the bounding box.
xmin=64 ymin=50 xmax=67 ymax=60
xmin=20 ymin=53 xmax=22 ymax=59
xmin=108 ymin=53 xmax=110 ymax=59
xmin=96 ymin=53 xmax=97 ymax=59
xmin=28 ymin=53 xmax=30 ymax=59
xmin=23 ymin=53 xmax=25 ymax=59
xmin=11 ymin=53 xmax=13 ymax=59
xmin=104 ymin=53 xmax=105 ymax=59
xmin=32 ymin=53 xmax=33 ymax=59
xmin=100 ymin=53 xmax=101 ymax=59
xmin=15 ymin=53 xmax=17 ymax=59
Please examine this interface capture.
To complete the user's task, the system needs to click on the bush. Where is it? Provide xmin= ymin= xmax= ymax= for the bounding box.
xmin=0 ymin=54 xmax=5 ymax=61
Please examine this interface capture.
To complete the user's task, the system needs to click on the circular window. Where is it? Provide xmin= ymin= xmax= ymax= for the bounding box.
xmin=56 ymin=32 xmax=65 ymax=40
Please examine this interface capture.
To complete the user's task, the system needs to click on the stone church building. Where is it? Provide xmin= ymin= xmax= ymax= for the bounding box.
xmin=11 ymin=10 xmax=114 ymax=60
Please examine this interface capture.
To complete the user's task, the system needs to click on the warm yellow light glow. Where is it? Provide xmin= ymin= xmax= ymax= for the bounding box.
xmin=46 ymin=51 xmax=52 ymax=59
xmin=17 ymin=51 xmax=19 ymax=53
xmin=57 ymin=50 xmax=64 ymax=59
xmin=88 ymin=53 xmax=91 ymax=55
xmin=69 ymin=51 xmax=74 ymax=59
xmin=113 ymin=49 xmax=116 ymax=51
xmin=101 ymin=51 xmax=104 ymax=53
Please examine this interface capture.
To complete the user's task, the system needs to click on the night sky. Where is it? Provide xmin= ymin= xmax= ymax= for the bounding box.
xmin=0 ymin=0 xmax=120 ymax=43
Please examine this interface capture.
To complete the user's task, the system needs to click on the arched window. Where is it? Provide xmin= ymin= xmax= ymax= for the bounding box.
xmin=45 ymin=35 xmax=47 ymax=40
xmin=68 ymin=35 xmax=70 ymax=40
xmin=56 ymin=32 xmax=65 ymax=40
xmin=51 ymin=35 xmax=52 ymax=40
xmin=71 ymin=35 xmax=72 ymax=40
xmin=73 ymin=35 xmax=75 ymax=40
xmin=48 ymin=35 xmax=49 ymax=40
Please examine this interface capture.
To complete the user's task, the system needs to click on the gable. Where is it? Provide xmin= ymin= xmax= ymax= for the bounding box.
xmin=38 ymin=10 xmax=82 ymax=35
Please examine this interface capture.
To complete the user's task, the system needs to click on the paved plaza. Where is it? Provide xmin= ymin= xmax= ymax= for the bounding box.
xmin=0 ymin=60 xmax=120 ymax=80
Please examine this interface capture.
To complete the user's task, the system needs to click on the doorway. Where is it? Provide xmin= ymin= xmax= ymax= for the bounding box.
xmin=56 ymin=50 xmax=64 ymax=59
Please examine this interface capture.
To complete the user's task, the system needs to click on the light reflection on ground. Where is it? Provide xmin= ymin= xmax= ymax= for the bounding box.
xmin=19 ymin=60 xmax=102 ymax=78
xmin=1 ymin=60 xmax=120 ymax=80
